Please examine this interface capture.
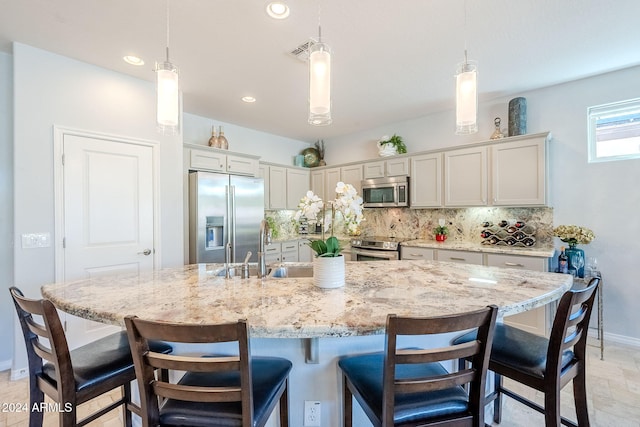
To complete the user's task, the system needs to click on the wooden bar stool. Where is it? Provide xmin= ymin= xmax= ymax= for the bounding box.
xmin=338 ymin=305 xmax=498 ymax=427
xmin=453 ymin=277 xmax=600 ymax=427
xmin=125 ymin=316 xmax=292 ymax=427
xmin=10 ymin=286 xmax=172 ymax=427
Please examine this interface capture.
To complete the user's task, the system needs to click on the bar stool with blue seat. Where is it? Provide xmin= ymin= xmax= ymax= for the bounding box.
xmin=10 ymin=286 xmax=173 ymax=427
xmin=125 ymin=315 xmax=292 ymax=427
xmin=453 ymin=277 xmax=600 ymax=427
xmin=338 ymin=305 xmax=498 ymax=427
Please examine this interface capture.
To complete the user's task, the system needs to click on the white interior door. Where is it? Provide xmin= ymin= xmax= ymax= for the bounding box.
xmin=60 ymin=132 xmax=155 ymax=348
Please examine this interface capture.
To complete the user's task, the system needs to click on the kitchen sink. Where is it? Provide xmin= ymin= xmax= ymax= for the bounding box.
xmin=212 ymin=263 xmax=258 ymax=278
xmin=268 ymin=264 xmax=314 ymax=278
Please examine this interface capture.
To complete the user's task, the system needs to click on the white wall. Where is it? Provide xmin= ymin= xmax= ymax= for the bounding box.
xmin=325 ymin=65 xmax=640 ymax=344
xmin=183 ymin=113 xmax=311 ymax=165
xmin=0 ymin=51 xmax=14 ymax=370
xmin=11 ymin=43 xmax=184 ymax=372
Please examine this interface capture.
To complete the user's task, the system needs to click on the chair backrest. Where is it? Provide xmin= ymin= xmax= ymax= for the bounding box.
xmin=382 ymin=305 xmax=498 ymax=426
xmin=547 ymin=277 xmax=600 ymax=378
xmin=9 ymin=286 xmax=74 ymax=403
xmin=124 ymin=315 xmax=253 ymax=427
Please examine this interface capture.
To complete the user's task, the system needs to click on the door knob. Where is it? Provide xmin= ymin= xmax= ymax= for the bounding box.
xmin=138 ymin=249 xmax=152 ymax=256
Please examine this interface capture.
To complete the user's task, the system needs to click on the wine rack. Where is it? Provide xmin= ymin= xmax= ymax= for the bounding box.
xmin=480 ymin=220 xmax=536 ymax=247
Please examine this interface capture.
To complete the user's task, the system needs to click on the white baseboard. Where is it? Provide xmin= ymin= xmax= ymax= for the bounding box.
xmin=0 ymin=359 xmax=11 ymax=372
xmin=10 ymin=366 xmax=28 ymax=381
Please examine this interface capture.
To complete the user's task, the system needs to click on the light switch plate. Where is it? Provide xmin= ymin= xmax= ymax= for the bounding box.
xmin=21 ymin=232 xmax=51 ymax=248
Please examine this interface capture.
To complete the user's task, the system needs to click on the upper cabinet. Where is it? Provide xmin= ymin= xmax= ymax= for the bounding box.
xmin=186 ymin=145 xmax=259 ymax=177
xmin=311 ymin=165 xmax=364 ymax=201
xmin=261 ymin=163 xmax=310 ymax=210
xmin=340 ymin=164 xmax=364 ymax=196
xmin=257 ymin=164 xmax=270 ymax=209
xmin=268 ymin=166 xmax=287 ymax=209
xmin=444 ymin=146 xmax=489 ymax=206
xmin=491 ymin=135 xmax=547 ymax=206
xmin=410 ymin=153 xmax=443 ymax=208
xmin=286 ymin=168 xmax=310 ymax=209
xmin=363 ymin=157 xmax=410 ymax=179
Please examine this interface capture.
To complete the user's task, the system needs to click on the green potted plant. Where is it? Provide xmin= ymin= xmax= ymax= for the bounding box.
xmin=434 ymin=225 xmax=449 ymax=242
xmin=308 ymin=236 xmax=345 ymax=288
xmin=377 ymin=134 xmax=407 ymax=156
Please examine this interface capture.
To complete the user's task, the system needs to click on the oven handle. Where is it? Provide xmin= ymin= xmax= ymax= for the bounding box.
xmin=351 ymin=248 xmax=400 ymax=260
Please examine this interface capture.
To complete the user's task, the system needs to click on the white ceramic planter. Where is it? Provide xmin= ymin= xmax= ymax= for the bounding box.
xmin=313 ymin=255 xmax=345 ymax=289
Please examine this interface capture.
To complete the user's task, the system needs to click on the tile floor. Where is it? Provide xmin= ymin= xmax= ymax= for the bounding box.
xmin=1 ymin=338 xmax=638 ymax=426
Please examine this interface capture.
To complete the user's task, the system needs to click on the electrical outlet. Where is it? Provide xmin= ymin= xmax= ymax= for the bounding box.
xmin=304 ymin=400 xmax=321 ymax=426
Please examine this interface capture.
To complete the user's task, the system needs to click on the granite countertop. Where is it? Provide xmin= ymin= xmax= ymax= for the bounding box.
xmin=41 ymin=260 xmax=571 ymax=339
xmin=401 ymin=239 xmax=555 ymax=258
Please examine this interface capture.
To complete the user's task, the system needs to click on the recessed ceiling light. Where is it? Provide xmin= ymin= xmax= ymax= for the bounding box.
xmin=266 ymin=2 xmax=290 ymax=19
xmin=123 ymin=55 xmax=144 ymax=66
xmin=242 ymin=96 xmax=256 ymax=103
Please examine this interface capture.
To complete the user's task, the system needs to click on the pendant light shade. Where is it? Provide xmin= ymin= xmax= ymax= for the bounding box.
xmin=455 ymin=58 xmax=478 ymax=135
xmin=309 ymin=32 xmax=332 ymax=126
xmin=155 ymin=0 xmax=181 ymax=135
xmin=156 ymin=54 xmax=180 ymax=134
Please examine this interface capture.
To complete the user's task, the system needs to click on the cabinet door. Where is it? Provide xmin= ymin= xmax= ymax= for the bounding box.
xmin=257 ymin=164 xmax=270 ymax=209
xmin=298 ymin=239 xmax=313 ymax=262
xmin=325 ymin=168 xmax=341 ymax=199
xmin=268 ymin=166 xmax=287 ymax=209
xmin=227 ymin=154 xmax=258 ymax=176
xmin=491 ymin=137 xmax=546 ymax=206
xmin=340 ymin=164 xmax=363 ymax=195
xmin=486 ymin=253 xmax=549 ymax=336
xmin=286 ymin=168 xmax=310 ymax=209
xmin=400 ymin=246 xmax=435 ymax=260
xmin=444 ymin=146 xmax=488 ymax=206
xmin=363 ymin=161 xmax=385 ymax=179
xmin=281 ymin=240 xmax=299 ymax=262
xmin=386 ymin=157 xmax=409 ymax=176
xmin=410 ymin=153 xmax=442 ymax=208
xmin=190 ymin=149 xmax=226 ymax=173
xmin=311 ymin=170 xmax=325 ymax=200
xmin=264 ymin=242 xmax=281 ymax=264
xmin=436 ymin=249 xmax=483 ymax=265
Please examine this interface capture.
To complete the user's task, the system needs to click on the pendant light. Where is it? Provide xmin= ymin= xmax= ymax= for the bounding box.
xmin=308 ymin=2 xmax=332 ymax=126
xmin=155 ymin=0 xmax=181 ymax=135
xmin=455 ymin=0 xmax=477 ymax=135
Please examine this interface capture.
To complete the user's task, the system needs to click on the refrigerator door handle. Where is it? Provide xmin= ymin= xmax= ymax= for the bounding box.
xmin=230 ymin=185 xmax=236 ymax=263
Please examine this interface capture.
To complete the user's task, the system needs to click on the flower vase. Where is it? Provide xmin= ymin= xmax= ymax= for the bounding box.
xmin=436 ymin=234 xmax=447 ymax=242
xmin=313 ymin=255 xmax=345 ymax=289
xmin=565 ymin=245 xmax=585 ymax=278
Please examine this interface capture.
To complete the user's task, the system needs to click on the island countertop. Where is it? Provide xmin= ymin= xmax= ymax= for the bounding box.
xmin=41 ymin=260 xmax=571 ymax=339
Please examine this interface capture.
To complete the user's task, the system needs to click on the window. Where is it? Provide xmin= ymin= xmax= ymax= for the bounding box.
xmin=588 ymin=98 xmax=640 ymax=163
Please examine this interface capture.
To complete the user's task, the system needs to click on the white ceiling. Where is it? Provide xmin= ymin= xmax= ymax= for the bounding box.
xmin=1 ymin=0 xmax=639 ymax=142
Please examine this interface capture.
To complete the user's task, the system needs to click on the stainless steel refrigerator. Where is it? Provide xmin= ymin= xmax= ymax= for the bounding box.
xmin=189 ymin=171 xmax=264 ymax=264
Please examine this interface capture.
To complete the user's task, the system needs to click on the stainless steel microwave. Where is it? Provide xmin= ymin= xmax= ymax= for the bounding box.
xmin=361 ymin=176 xmax=409 ymax=208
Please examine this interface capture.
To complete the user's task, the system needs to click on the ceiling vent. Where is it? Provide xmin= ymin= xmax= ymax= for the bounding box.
xmin=288 ymin=38 xmax=317 ymax=62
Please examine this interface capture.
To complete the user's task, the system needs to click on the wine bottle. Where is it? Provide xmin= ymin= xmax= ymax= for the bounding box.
xmin=558 ymin=246 xmax=569 ymax=274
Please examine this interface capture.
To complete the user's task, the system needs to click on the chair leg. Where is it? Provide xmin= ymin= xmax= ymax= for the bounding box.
xmin=279 ymin=380 xmax=289 ymax=427
xmin=573 ymin=365 xmax=590 ymax=427
xmin=28 ymin=378 xmax=44 ymax=427
xmin=544 ymin=387 xmax=562 ymax=427
xmin=59 ymin=407 xmax=77 ymax=427
xmin=123 ymin=383 xmax=133 ymax=427
xmin=343 ymin=375 xmax=353 ymax=427
xmin=493 ymin=372 xmax=503 ymax=424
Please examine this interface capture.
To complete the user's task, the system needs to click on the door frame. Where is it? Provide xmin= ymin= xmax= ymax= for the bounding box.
xmin=53 ymin=125 xmax=161 ymax=282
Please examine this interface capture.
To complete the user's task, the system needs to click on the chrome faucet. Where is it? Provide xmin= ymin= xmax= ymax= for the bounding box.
xmin=258 ymin=219 xmax=272 ymax=278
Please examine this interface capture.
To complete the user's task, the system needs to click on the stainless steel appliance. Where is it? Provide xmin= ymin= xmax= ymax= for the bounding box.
xmin=350 ymin=236 xmax=404 ymax=261
xmin=361 ymin=176 xmax=409 ymax=208
xmin=189 ymin=171 xmax=264 ymax=263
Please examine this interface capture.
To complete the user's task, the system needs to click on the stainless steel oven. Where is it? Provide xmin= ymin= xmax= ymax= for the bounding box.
xmin=350 ymin=237 xmax=403 ymax=261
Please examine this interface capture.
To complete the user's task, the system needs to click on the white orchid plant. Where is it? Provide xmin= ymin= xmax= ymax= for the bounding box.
xmin=294 ymin=182 xmax=365 ymax=236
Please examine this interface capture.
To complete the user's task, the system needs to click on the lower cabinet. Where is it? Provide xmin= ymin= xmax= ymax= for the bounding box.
xmin=264 ymin=242 xmax=282 ymax=264
xmin=280 ymin=240 xmax=299 ymax=262
xmin=265 ymin=239 xmax=310 ymax=264
xmin=485 ymin=253 xmax=550 ymax=336
xmin=400 ymin=246 xmax=435 ymax=261
xmin=298 ymin=239 xmax=313 ymax=262
xmin=436 ymin=249 xmax=483 ymax=265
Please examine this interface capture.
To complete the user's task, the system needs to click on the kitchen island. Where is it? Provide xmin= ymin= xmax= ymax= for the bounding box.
xmin=42 ymin=260 xmax=572 ymax=427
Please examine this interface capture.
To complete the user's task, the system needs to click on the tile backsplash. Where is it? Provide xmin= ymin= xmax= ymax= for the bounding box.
xmin=267 ymin=206 xmax=553 ymax=247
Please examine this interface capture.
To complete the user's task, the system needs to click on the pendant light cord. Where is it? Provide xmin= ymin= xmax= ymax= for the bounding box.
xmin=165 ymin=0 xmax=171 ymax=62
xmin=317 ymin=0 xmax=322 ymax=42
xmin=463 ymin=0 xmax=468 ymax=65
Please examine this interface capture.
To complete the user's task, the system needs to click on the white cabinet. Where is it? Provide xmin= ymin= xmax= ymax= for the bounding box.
xmin=400 ymin=246 xmax=435 ymax=261
xmin=187 ymin=146 xmax=258 ymax=176
xmin=444 ymin=146 xmax=488 ymax=207
xmin=311 ymin=170 xmax=325 ymax=200
xmin=491 ymin=136 xmax=547 ymax=206
xmin=264 ymin=242 xmax=282 ymax=264
xmin=363 ymin=158 xmax=410 ymax=179
xmin=268 ymin=166 xmax=287 ymax=209
xmin=286 ymin=168 xmax=310 ymax=209
xmin=340 ymin=164 xmax=364 ymax=195
xmin=280 ymin=240 xmax=299 ymax=262
xmin=436 ymin=249 xmax=484 ymax=265
xmin=298 ymin=239 xmax=313 ymax=262
xmin=410 ymin=153 xmax=443 ymax=208
xmin=325 ymin=167 xmax=341 ymax=200
xmin=257 ymin=164 xmax=270 ymax=209
xmin=486 ymin=253 xmax=549 ymax=336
